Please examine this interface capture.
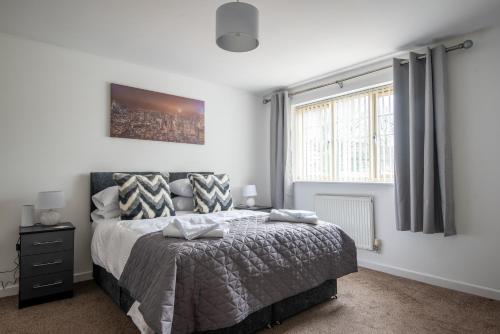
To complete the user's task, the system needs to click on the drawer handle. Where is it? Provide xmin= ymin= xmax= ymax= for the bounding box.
xmin=32 ymin=259 xmax=63 ymax=267
xmin=33 ymin=240 xmax=62 ymax=246
xmin=33 ymin=280 xmax=63 ymax=289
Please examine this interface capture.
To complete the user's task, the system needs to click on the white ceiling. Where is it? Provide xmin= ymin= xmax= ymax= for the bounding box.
xmin=1 ymin=0 xmax=499 ymax=95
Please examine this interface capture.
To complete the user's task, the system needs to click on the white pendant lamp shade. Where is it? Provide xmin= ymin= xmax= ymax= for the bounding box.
xmin=216 ymin=2 xmax=259 ymax=52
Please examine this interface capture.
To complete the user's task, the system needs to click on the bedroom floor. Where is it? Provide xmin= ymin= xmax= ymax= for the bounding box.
xmin=0 ymin=268 xmax=498 ymax=334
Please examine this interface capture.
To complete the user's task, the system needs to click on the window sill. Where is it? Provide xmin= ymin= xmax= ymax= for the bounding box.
xmin=293 ymin=180 xmax=394 ymax=186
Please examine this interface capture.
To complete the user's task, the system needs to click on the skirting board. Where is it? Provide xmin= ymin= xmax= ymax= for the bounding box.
xmin=4 ymin=265 xmax=499 ymax=301
xmin=358 ymin=259 xmax=500 ymax=301
xmin=0 ymin=270 xmax=93 ymax=299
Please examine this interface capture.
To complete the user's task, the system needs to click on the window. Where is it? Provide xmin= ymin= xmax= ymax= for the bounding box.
xmin=292 ymin=84 xmax=394 ymax=183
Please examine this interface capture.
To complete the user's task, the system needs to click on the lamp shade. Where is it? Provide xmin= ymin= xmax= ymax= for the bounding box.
xmin=36 ymin=191 xmax=65 ymax=210
xmin=242 ymin=185 xmax=257 ymax=197
xmin=216 ymin=2 xmax=259 ymax=52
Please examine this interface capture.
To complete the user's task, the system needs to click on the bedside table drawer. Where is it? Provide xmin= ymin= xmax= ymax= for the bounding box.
xmin=21 ymin=230 xmax=74 ymax=255
xmin=19 ymin=270 xmax=73 ymax=301
xmin=21 ymin=251 xmax=73 ymax=278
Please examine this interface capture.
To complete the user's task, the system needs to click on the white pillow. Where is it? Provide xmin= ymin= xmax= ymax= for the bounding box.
xmin=91 ymin=208 xmax=121 ymax=222
xmin=176 ymin=210 xmax=196 ymax=216
xmin=169 ymin=179 xmax=193 ymax=197
xmin=92 ymin=186 xmax=119 ymax=211
xmin=172 ymin=196 xmax=195 ymax=211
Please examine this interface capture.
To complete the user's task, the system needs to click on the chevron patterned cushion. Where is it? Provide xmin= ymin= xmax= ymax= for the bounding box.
xmin=113 ymin=173 xmax=175 ymax=220
xmin=188 ymin=173 xmax=233 ymax=213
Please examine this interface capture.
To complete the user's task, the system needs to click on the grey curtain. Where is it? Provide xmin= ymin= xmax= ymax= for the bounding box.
xmin=394 ymin=46 xmax=456 ymax=236
xmin=270 ymin=91 xmax=293 ymax=209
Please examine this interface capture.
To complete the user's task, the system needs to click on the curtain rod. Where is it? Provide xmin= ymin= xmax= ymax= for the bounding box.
xmin=262 ymin=39 xmax=473 ymax=104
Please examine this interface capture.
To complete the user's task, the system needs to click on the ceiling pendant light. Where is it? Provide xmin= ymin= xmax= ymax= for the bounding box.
xmin=216 ymin=1 xmax=259 ymax=52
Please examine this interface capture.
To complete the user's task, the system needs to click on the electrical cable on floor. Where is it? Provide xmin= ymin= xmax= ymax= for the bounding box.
xmin=0 ymin=258 xmax=19 ymax=290
xmin=0 ymin=238 xmax=20 ymax=290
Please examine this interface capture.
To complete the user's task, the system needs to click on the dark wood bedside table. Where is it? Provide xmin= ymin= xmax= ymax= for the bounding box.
xmin=234 ymin=205 xmax=273 ymax=212
xmin=18 ymin=222 xmax=75 ymax=308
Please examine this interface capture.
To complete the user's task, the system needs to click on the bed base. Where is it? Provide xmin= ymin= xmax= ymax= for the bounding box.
xmin=93 ymin=264 xmax=337 ymax=333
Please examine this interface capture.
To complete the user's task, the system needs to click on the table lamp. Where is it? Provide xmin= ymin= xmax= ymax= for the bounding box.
xmin=242 ymin=185 xmax=257 ymax=207
xmin=36 ymin=191 xmax=65 ymax=225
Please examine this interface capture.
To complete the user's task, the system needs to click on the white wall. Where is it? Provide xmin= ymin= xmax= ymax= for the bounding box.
xmin=0 ymin=33 xmax=269 ymax=296
xmin=294 ymin=26 xmax=500 ymax=300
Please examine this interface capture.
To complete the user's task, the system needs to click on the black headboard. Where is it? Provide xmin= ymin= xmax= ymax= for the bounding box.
xmin=90 ymin=171 xmax=212 ymax=221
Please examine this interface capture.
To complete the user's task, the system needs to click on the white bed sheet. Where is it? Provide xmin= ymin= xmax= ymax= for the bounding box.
xmin=91 ymin=210 xmax=268 ymax=280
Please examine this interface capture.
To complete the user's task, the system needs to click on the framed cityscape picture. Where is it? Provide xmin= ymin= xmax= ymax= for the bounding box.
xmin=110 ymin=83 xmax=205 ymax=144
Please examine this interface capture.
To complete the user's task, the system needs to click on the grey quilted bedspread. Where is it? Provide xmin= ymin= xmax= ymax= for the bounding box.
xmin=119 ymin=214 xmax=357 ymax=334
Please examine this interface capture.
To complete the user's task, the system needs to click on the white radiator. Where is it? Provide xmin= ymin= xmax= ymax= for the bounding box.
xmin=314 ymin=195 xmax=375 ymax=250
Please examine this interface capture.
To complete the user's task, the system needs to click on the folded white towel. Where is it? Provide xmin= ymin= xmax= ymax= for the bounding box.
xmin=162 ymin=216 xmax=230 ymax=240
xmin=163 ymin=223 xmax=228 ymax=239
xmin=269 ymin=209 xmax=319 ymax=224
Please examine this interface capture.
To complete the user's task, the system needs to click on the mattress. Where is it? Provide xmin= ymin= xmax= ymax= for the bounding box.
xmin=91 ymin=210 xmax=357 ymax=333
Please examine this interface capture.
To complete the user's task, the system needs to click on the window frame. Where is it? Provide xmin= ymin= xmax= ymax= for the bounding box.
xmin=291 ymin=82 xmax=394 ymax=184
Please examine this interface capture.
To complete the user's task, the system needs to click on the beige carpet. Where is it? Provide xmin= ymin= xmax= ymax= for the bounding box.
xmin=0 ymin=268 xmax=499 ymax=334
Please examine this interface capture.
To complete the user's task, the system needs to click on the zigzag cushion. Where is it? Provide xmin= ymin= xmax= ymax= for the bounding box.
xmin=113 ymin=173 xmax=175 ymax=220
xmin=188 ymin=173 xmax=233 ymax=213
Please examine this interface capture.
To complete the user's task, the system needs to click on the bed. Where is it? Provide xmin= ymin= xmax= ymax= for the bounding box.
xmin=90 ymin=172 xmax=357 ymax=334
